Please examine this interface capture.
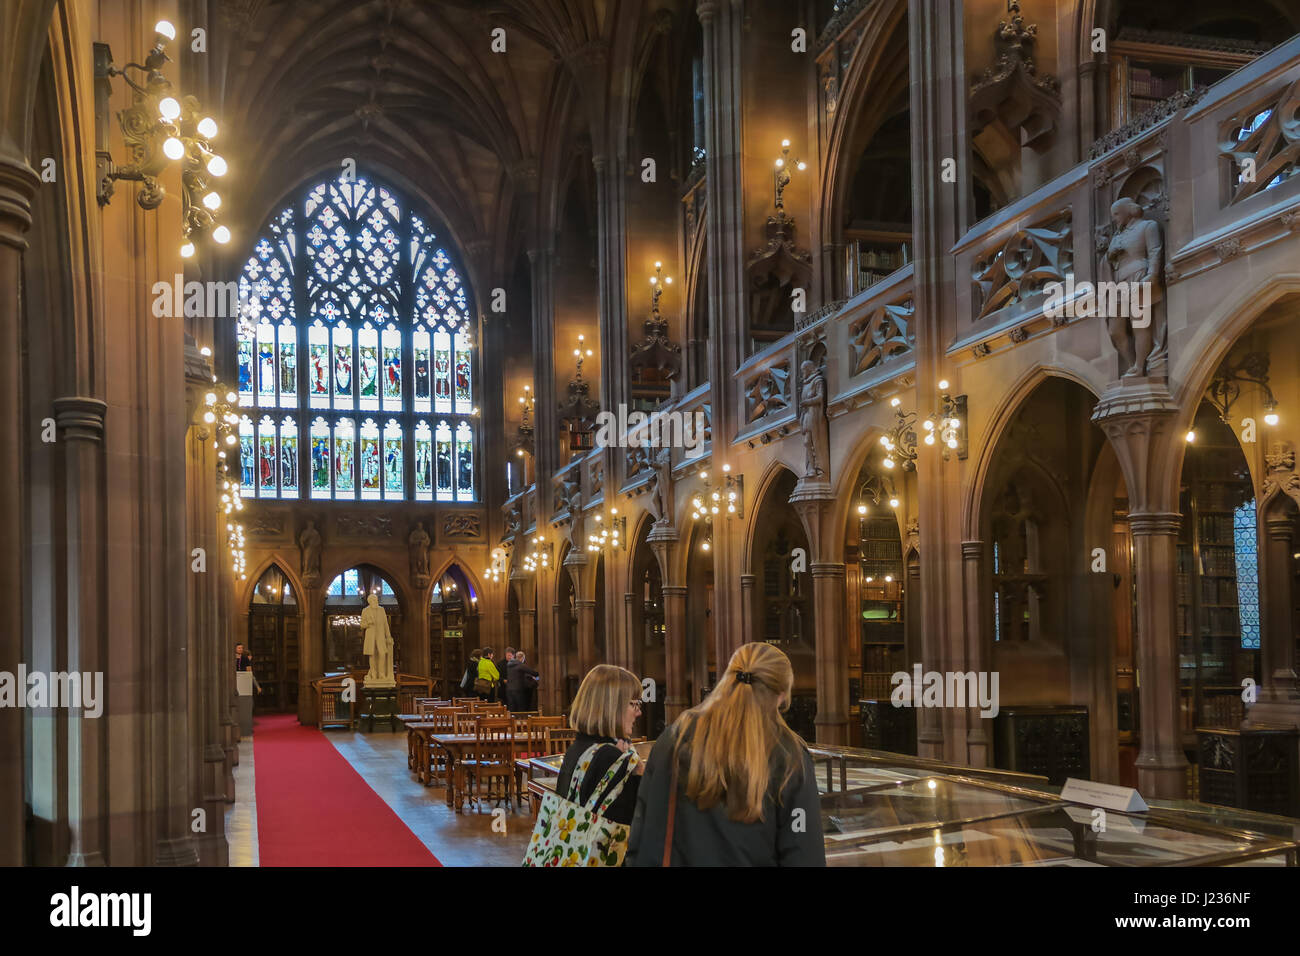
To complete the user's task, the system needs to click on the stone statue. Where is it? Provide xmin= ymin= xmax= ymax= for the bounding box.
xmin=650 ymin=446 xmax=674 ymax=527
xmin=798 ymin=359 xmax=829 ymax=480
xmin=298 ymin=520 xmax=321 ymax=581
xmin=408 ymin=522 xmax=430 ymax=580
xmin=360 ymin=592 xmax=396 ymax=687
xmin=1105 ymin=197 xmax=1165 ymax=379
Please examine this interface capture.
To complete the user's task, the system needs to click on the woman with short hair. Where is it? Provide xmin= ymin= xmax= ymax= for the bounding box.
xmin=554 ymin=664 xmax=646 ymax=827
xmin=625 ymin=642 xmax=825 ymax=866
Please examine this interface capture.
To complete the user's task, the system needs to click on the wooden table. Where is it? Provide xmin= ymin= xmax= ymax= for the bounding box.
xmin=430 ymin=733 xmax=534 ymax=812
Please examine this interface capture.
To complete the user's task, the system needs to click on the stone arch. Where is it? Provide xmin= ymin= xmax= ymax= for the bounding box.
xmin=239 ymin=552 xmax=307 ymax=610
xmin=741 ymin=459 xmax=803 ymax=575
xmin=962 ymin=360 xmax=1107 ymax=540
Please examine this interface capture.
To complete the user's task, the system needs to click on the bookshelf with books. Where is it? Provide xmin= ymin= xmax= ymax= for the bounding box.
xmin=1176 ymin=415 xmax=1261 ymax=751
xmin=858 ymin=514 xmax=906 ymax=704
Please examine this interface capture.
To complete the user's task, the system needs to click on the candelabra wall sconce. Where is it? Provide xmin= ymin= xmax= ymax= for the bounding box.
xmin=514 ymin=385 xmax=535 ymax=459
xmin=485 ymin=546 xmax=507 ymax=583
xmin=586 ymin=508 xmax=626 ymax=554
xmin=1206 ymin=351 xmax=1279 ymax=426
xmin=203 ymin=383 xmax=247 ymax=578
xmin=689 ymin=464 xmax=744 ymax=551
xmin=94 ymin=20 xmax=231 ymax=258
xmin=879 ymin=381 xmax=968 ymax=470
xmin=773 ymin=139 xmax=807 ymax=212
xmin=522 ymin=535 xmax=552 ymax=573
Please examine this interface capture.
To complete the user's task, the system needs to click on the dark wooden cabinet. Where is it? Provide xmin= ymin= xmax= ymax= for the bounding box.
xmin=1198 ymin=726 xmax=1300 ymax=819
xmin=859 ymin=698 xmax=916 ymax=755
xmin=994 ymin=705 xmax=1089 ymax=786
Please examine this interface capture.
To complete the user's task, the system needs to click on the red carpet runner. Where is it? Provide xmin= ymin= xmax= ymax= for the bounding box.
xmin=253 ymin=714 xmax=440 ymax=866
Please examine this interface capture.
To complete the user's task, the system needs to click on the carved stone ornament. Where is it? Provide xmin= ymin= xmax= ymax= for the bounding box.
xmin=972 ymin=342 xmax=992 ymax=358
xmin=408 ymin=522 xmax=431 ymax=581
xmin=850 ymin=298 xmax=914 ymax=375
xmin=1262 ymin=440 xmax=1300 ymax=503
xmin=745 ymin=362 xmax=791 ymax=423
xmin=335 ymin=512 xmax=393 ymax=538
xmin=748 ymin=212 xmax=813 ymax=343
xmin=298 ymin=520 xmax=322 ymax=582
xmin=798 ymin=359 xmax=830 ymax=481
xmin=1222 ymin=75 xmax=1300 ymax=206
xmin=502 ymin=502 xmax=521 ymax=542
xmin=249 ymin=512 xmax=285 ymax=536
xmin=1104 ymin=197 xmax=1167 ymax=380
xmin=971 ymin=209 xmax=1072 ymax=321
xmin=969 ymin=1 xmax=1061 ymax=151
xmin=443 ymin=512 xmax=482 ymax=538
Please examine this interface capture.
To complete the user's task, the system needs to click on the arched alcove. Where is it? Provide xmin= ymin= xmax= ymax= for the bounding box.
xmin=322 ymin=564 xmax=403 ymax=675
xmin=429 ymin=564 xmax=476 ymax=696
xmin=247 ymin=564 xmax=301 ymax=713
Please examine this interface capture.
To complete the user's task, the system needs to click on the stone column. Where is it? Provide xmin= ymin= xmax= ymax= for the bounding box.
xmin=909 ymin=0 xmax=969 ymax=763
xmin=739 ymin=573 xmax=756 ymax=645
xmin=810 ymin=562 xmax=849 ymax=744
xmin=1093 ymin=386 xmax=1188 ymax=798
xmin=791 ymin=490 xmax=848 ymax=745
xmin=0 ymin=148 xmax=39 ymax=869
xmin=56 ymin=397 xmax=109 ymax=865
xmin=576 ymin=600 xmax=598 ymax=678
xmin=298 ymin=585 xmax=323 ymax=727
xmin=662 ymin=586 xmax=689 ymax=723
xmin=961 ymin=540 xmax=990 ymax=766
xmin=1245 ymin=504 xmax=1300 ymax=727
xmin=698 ymin=0 xmax=747 ymax=663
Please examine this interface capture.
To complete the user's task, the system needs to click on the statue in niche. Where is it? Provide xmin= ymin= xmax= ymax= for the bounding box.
xmin=1105 ymin=198 xmax=1166 ymax=379
xmin=298 ymin=520 xmax=321 ymax=582
xmin=798 ymin=359 xmax=830 ymax=481
xmin=650 ymin=447 xmax=674 ymax=527
xmin=408 ymin=522 xmax=430 ymax=581
xmin=360 ymin=592 xmax=396 ymax=687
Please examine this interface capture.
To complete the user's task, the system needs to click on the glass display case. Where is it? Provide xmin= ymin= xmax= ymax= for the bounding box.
xmin=526 ymin=743 xmax=1299 ymax=866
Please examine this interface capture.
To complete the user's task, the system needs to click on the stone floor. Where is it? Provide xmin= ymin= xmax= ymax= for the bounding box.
xmin=227 ymin=723 xmax=535 ymax=866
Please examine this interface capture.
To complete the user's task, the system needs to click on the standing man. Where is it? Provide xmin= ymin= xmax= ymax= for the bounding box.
xmin=235 ymin=643 xmax=252 ymax=671
xmin=507 ymin=652 xmax=539 ymax=712
xmin=498 ymin=647 xmax=516 ymax=703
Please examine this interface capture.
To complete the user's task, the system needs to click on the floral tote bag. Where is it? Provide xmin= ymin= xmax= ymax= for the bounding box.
xmin=522 ymin=744 xmax=638 ymax=867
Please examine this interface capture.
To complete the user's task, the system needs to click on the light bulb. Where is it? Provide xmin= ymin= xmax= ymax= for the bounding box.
xmin=891 ymin=397 xmax=901 ymax=407
xmin=722 ymin=464 xmax=731 ymax=472
xmin=1265 ymin=412 xmax=1279 ymax=426
xmin=796 ymin=161 xmax=806 ymax=171
xmin=226 ymin=391 xmax=236 ymax=403
xmin=197 ymin=117 xmax=218 ymax=139
xmin=884 ymin=458 xmax=895 ymax=469
xmin=154 ymin=20 xmax=176 ymax=41
xmin=857 ymin=504 xmax=867 ymax=515
xmin=1185 ymin=430 xmax=1196 ymax=443
xmin=207 ymin=155 xmax=228 ymax=176
xmin=204 ymin=392 xmax=216 ymax=405
xmin=924 ymin=433 xmax=935 ymax=445
xmin=949 ymin=418 xmax=961 ymax=429
xmin=923 ymin=419 xmax=934 ymax=431
xmin=938 ymin=379 xmax=949 ymax=390
xmin=947 ymin=438 xmax=958 ymax=449
xmin=225 ymin=434 xmax=237 ymax=445
xmin=203 ymin=192 xmax=221 ymax=210
xmin=774 ymin=158 xmax=784 ymax=168
xmin=885 ymin=575 xmax=893 ymax=583
xmin=163 ymin=137 xmax=185 ymax=161
xmin=159 ymin=97 xmax=181 ymax=120
xmin=213 ymin=225 xmax=231 ymax=244
xmin=204 ymin=411 xmax=216 ymax=423
xmin=889 ymin=498 xmax=899 ymax=508
xmin=781 ymin=139 xmax=790 ymax=147
xmin=879 ymin=436 xmax=889 ymax=446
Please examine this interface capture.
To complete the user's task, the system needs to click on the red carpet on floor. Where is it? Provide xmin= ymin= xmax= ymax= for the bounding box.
xmin=253 ymin=714 xmax=440 ymax=866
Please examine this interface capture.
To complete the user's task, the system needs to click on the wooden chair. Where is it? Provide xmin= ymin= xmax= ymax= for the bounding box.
xmin=453 ymin=697 xmax=478 ymax=705
xmin=545 ymin=727 xmax=577 ymax=756
xmin=516 ymin=716 xmax=569 ymax=805
xmin=454 ymin=711 xmax=485 ymax=734
xmin=463 ymin=717 xmax=517 ymax=811
xmin=423 ymin=707 xmax=464 ymax=785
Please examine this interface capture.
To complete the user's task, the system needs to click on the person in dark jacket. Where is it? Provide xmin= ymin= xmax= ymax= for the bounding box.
xmin=554 ymin=664 xmax=645 ymax=827
xmin=506 ymin=652 xmax=539 ymax=712
xmin=625 ymin=642 xmax=825 ymax=866
xmin=459 ymin=649 xmax=481 ymax=695
xmin=496 ymin=648 xmax=516 ymax=703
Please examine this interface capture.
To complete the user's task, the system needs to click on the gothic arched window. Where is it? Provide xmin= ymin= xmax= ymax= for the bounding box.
xmin=235 ymin=172 xmax=477 ymax=502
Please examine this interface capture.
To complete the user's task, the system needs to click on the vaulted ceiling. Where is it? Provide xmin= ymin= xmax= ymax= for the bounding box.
xmin=208 ymin=0 xmax=679 ymax=280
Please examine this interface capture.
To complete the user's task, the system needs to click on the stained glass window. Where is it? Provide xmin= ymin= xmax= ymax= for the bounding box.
xmin=1233 ymin=500 xmax=1261 ymax=650
xmin=236 ymin=172 xmax=477 ymax=501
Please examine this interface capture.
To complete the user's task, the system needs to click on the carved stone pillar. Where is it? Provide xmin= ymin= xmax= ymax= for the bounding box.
xmin=810 ymin=562 xmax=849 ymax=744
xmin=662 ymin=586 xmax=689 ymax=723
xmin=1245 ymin=507 xmax=1300 ymax=728
xmin=1093 ymin=383 xmax=1188 ymax=798
xmin=298 ymin=586 xmax=324 ymax=727
xmin=739 ymin=573 xmax=756 ymax=645
xmin=0 ymin=151 xmax=39 ymax=867
xmin=960 ymin=540 xmax=990 ymax=766
xmin=576 ymin=600 xmax=598 ymax=677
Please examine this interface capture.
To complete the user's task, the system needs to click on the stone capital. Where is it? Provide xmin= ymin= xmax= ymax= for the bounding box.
xmin=1128 ymin=511 xmax=1182 ymax=537
xmin=960 ymin=539 xmax=984 ymax=559
xmin=53 ymin=396 xmax=108 ymax=443
xmin=0 ymin=155 xmax=40 ymax=250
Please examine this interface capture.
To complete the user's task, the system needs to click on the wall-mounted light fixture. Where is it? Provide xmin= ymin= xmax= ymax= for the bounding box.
xmin=484 ymin=546 xmax=506 ymax=584
xmin=94 ymin=20 xmax=231 ymax=258
xmin=586 ymin=507 xmax=626 ymax=553
xmin=773 ymin=139 xmax=807 ymax=212
xmin=1207 ymin=351 xmax=1279 ymax=426
xmin=522 ymin=535 xmax=552 ymax=573
xmin=689 ymin=463 xmax=744 ymax=551
xmin=879 ymin=382 xmax=968 ymax=470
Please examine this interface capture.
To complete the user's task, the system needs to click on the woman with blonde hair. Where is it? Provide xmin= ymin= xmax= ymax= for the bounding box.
xmin=553 ymin=664 xmax=646 ymax=828
xmin=625 ymin=642 xmax=824 ymax=866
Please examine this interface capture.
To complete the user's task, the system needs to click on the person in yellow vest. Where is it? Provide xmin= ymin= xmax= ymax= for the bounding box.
xmin=475 ymin=646 xmax=501 ymax=701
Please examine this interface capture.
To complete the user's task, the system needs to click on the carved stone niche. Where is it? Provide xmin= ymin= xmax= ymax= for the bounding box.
xmin=747 ymin=212 xmax=812 ymax=347
xmin=969 ymin=0 xmax=1061 ymax=152
xmin=443 ymin=512 xmax=482 ymax=539
xmin=1094 ymin=164 xmax=1167 ymax=257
